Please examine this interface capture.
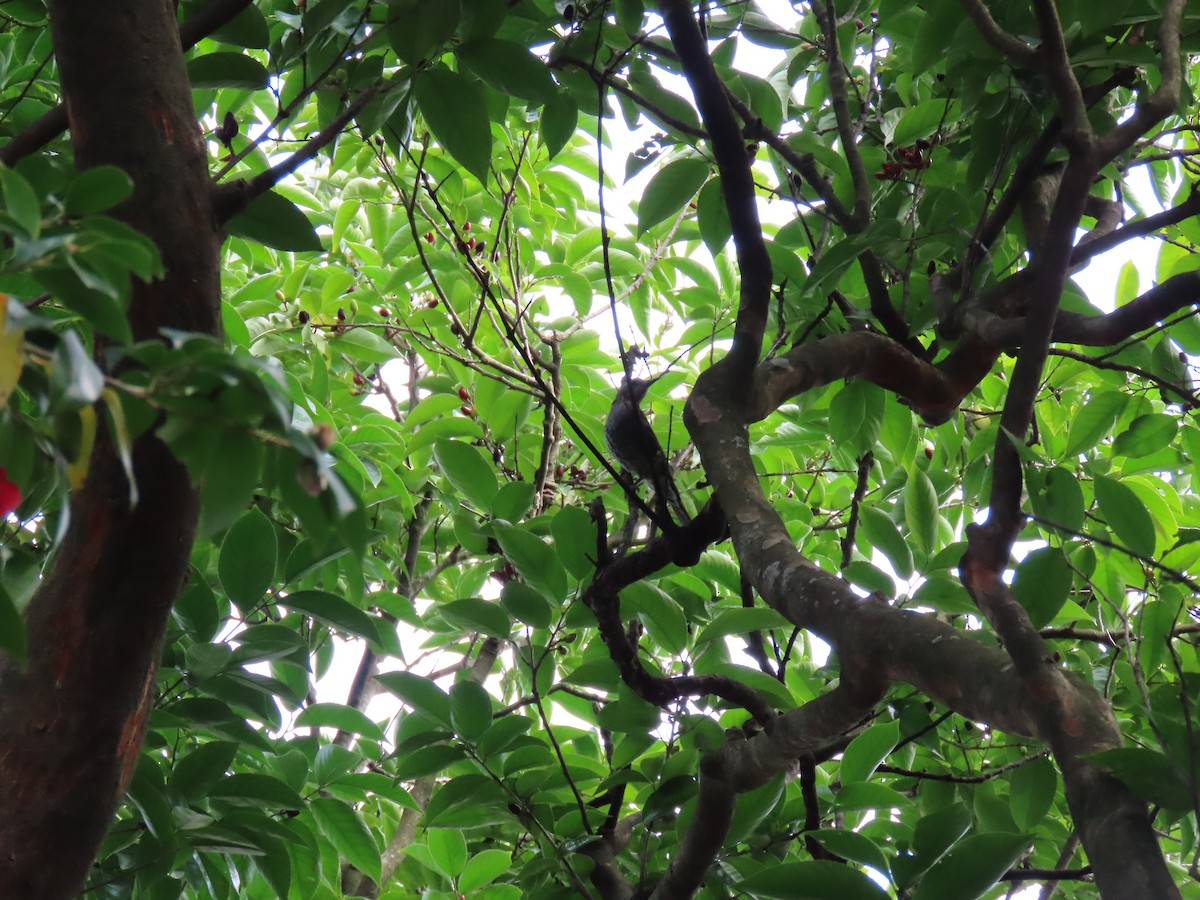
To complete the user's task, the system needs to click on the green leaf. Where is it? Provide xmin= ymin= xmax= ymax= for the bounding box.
xmin=309 ymin=797 xmax=381 ymax=885
xmin=227 ymin=190 xmax=322 ymax=252
xmin=413 ymin=65 xmax=492 ymax=184
xmin=1112 ymin=413 xmax=1177 ymax=458
xmin=899 ymin=802 xmax=972 ymax=889
xmin=281 ymin=589 xmax=381 ymax=644
xmin=636 ymin=157 xmax=710 ymax=236
xmin=1063 ymin=391 xmax=1125 ymax=457
xmin=425 ymin=826 xmax=468 ymax=877
xmin=551 ymin=504 xmax=596 ymax=580
xmin=456 ymin=38 xmax=557 ymax=105
xmin=449 ymin=680 xmax=492 ymax=741
xmin=434 ymin=439 xmax=499 ymax=512
xmin=198 ymin=430 xmax=261 ymax=537
xmin=913 ymin=833 xmax=1031 ymax=900
xmin=857 ymin=505 xmax=914 ymax=578
xmin=623 ymin=581 xmax=689 ymax=653
xmin=375 ymin=671 xmax=451 ymax=726
xmin=1028 ymin=465 xmax=1084 ymax=533
xmin=492 ymin=522 xmax=568 ymax=601
xmin=65 ymin=165 xmax=133 ymax=216
xmin=807 ymin=829 xmax=890 ymax=878
xmin=1009 ymin=756 xmax=1057 ymax=830
xmin=1011 ymin=546 xmax=1072 ymax=628
xmin=840 ymin=720 xmax=899 ymax=784
xmin=829 ymin=382 xmax=885 ymax=454
xmin=440 ymin=597 xmax=512 ymax=639
xmin=1094 ymin=474 xmax=1157 ymax=555
xmin=387 ymin=0 xmax=460 ymax=63
xmin=835 ymin=782 xmax=914 ymax=811
xmin=737 ymin=860 xmax=889 ymax=899
xmin=302 ymin=0 xmax=356 ymax=33
xmin=499 ymin=580 xmax=553 ymax=628
xmin=458 ymin=847 xmax=511 ymax=891
xmin=695 ymin=607 xmax=789 ymax=645
xmin=186 ymin=52 xmax=269 ymax=89
xmin=170 ymin=741 xmax=240 ymax=802
xmin=1088 ymin=747 xmax=1193 ymax=810
xmin=540 ymin=92 xmax=577 ymax=159
xmin=35 ymin=266 xmax=132 ymax=342
xmin=295 ymin=703 xmax=384 ymax=741
xmin=208 ymin=773 xmax=303 ymax=808
xmin=904 ymin=467 xmax=939 ymax=558
xmin=218 ymin=508 xmax=277 ymax=607
xmin=0 ymin=166 xmax=40 ymax=236
xmin=336 ymin=327 xmax=398 ymax=365
xmin=696 ymin=176 xmax=732 ymax=254
xmin=210 ymin=2 xmax=270 ymax=47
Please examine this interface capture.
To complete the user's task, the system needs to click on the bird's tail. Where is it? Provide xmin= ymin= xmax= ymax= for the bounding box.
xmin=652 ymin=459 xmax=690 ymax=526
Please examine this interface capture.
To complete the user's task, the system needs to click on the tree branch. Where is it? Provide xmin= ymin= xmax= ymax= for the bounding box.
xmin=660 ymin=0 xmax=771 ymax=373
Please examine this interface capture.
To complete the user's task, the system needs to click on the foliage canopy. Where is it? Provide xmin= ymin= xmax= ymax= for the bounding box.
xmin=3 ymin=1 xmax=1200 ymax=898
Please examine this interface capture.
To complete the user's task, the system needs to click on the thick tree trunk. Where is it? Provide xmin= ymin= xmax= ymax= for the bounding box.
xmin=0 ymin=3 xmax=219 ymax=897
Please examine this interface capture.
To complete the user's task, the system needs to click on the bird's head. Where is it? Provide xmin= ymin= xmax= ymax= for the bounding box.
xmin=618 ymin=376 xmax=658 ymax=404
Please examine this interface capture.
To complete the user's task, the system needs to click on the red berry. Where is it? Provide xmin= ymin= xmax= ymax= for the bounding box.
xmin=426 ymin=298 xmax=439 ymax=309
xmin=462 ymin=221 xmax=471 ymax=232
xmin=377 ymin=307 xmax=391 ymax=317
xmin=353 ymin=373 xmax=364 ymax=386
xmin=925 ymin=446 xmax=934 ymax=459
xmin=424 ymin=232 xmax=434 ymax=244
xmin=467 ymin=237 xmax=476 ymax=250
xmin=555 ymin=464 xmax=565 ymax=478
xmin=0 ymin=468 xmax=20 ymax=517
xmin=460 ymin=405 xmax=475 ymax=417
xmin=458 ymin=386 xmax=470 ymax=401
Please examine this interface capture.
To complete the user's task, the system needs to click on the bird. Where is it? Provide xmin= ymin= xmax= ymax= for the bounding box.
xmin=604 ymin=376 xmax=690 ymax=527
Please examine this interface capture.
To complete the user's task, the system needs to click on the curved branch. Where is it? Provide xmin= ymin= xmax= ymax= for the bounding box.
xmin=660 ymin=0 xmax=771 ymax=372
xmin=810 ymin=0 xmax=871 ymax=229
xmin=1094 ymin=0 xmax=1185 ymax=162
xmin=969 ymin=269 xmax=1200 ymax=348
xmin=958 ymin=0 xmax=1040 ymax=68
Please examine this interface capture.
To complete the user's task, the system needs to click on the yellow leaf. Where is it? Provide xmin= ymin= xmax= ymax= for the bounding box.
xmin=0 ymin=295 xmax=24 ymax=406
xmin=66 ymin=406 xmax=97 ymax=489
